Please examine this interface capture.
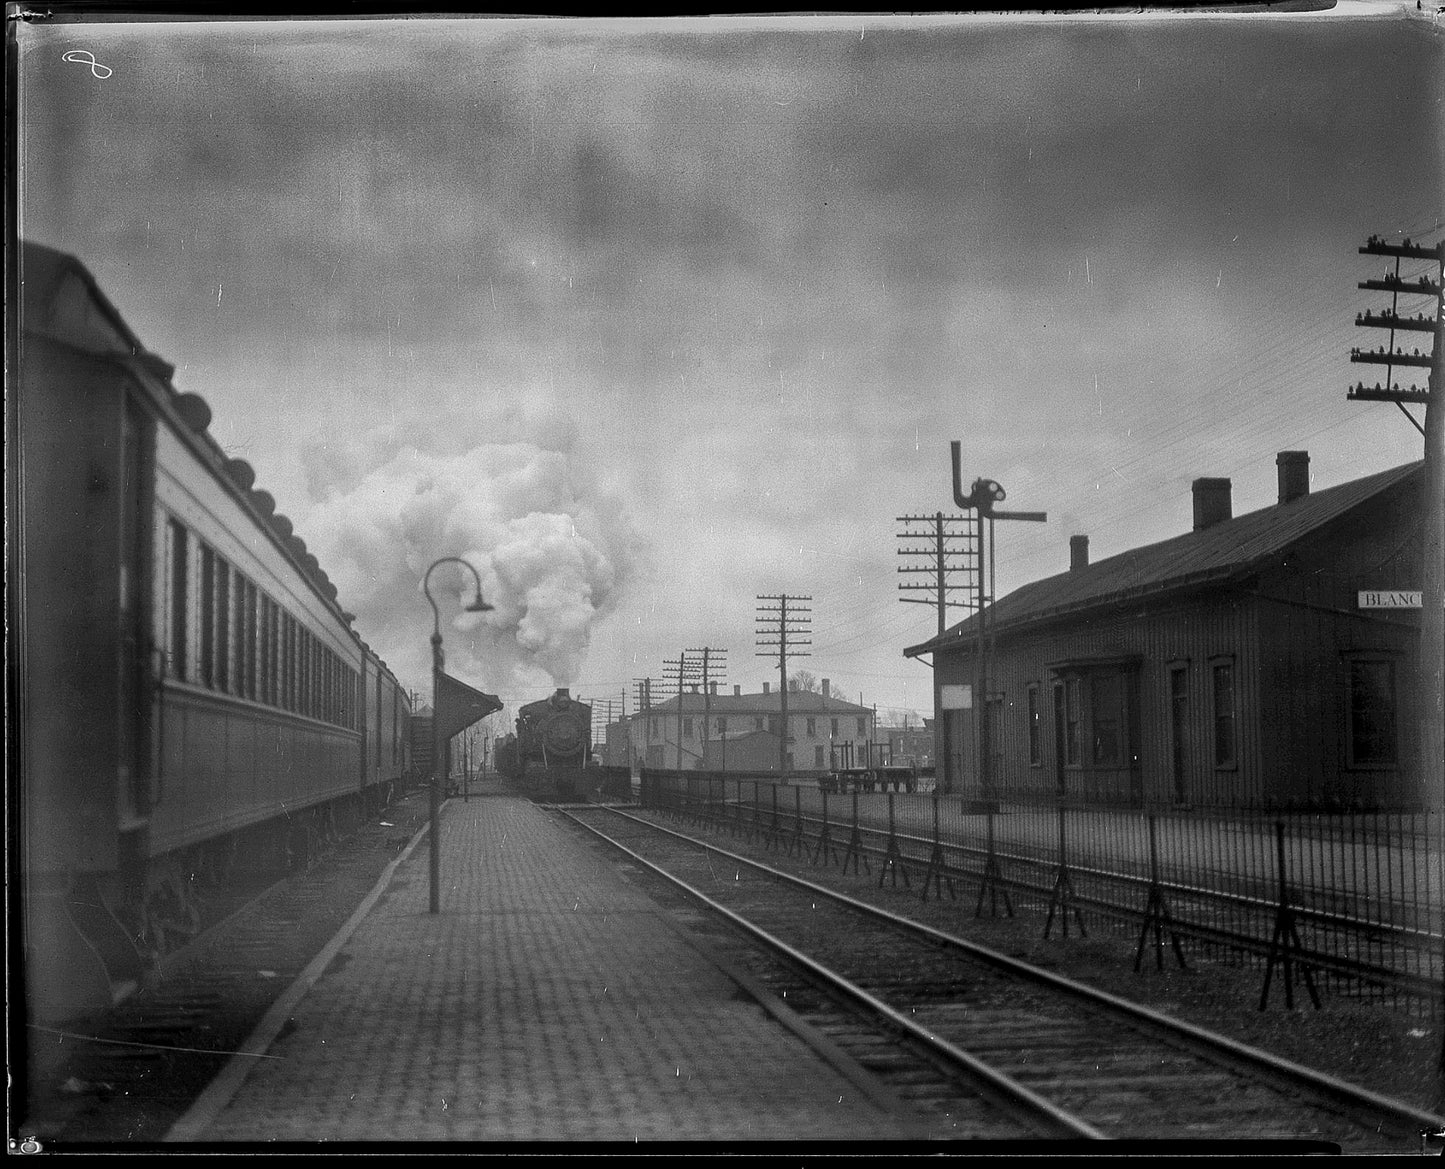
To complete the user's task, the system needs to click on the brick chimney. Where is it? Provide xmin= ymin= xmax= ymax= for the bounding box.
xmin=1276 ymin=450 xmax=1310 ymax=505
xmin=763 ymin=681 xmax=769 ymax=695
xmin=1069 ymin=535 xmax=1089 ymax=572
xmin=1192 ymin=478 xmax=1232 ymax=531
xmin=822 ymin=679 xmax=830 ymax=698
xmin=733 ymin=685 xmax=740 ymax=697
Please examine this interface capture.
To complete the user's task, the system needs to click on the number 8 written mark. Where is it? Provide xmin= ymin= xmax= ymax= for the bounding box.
xmin=62 ymin=50 xmax=112 ymax=79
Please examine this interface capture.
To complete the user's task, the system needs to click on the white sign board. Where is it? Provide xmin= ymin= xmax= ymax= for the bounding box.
xmin=1358 ymin=590 xmax=1423 ymax=609
xmin=940 ymin=684 xmax=972 ymax=710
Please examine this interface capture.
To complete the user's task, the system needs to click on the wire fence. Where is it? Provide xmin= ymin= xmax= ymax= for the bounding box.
xmin=625 ymin=768 xmax=1445 ymax=1013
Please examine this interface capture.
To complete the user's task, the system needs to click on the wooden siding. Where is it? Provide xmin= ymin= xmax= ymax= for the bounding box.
xmin=1254 ymin=493 xmax=1421 ymax=806
xmin=937 ymin=590 xmax=1263 ymax=806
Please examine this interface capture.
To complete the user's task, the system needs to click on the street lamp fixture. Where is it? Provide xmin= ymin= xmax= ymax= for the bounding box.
xmin=423 ymin=557 xmax=493 ymax=915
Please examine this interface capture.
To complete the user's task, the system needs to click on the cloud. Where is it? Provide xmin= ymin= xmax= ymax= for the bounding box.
xmin=298 ymin=426 xmax=646 ymax=697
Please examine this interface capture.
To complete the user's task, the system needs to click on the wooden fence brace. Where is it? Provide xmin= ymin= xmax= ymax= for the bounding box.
xmin=975 ymin=802 xmax=1014 ymax=918
xmin=841 ymin=790 xmax=870 ymax=876
xmin=788 ymin=787 xmax=807 ymax=860
xmin=921 ymin=791 xmax=956 ymax=903
xmin=1259 ymin=819 xmax=1321 ymax=1011
xmin=1134 ymin=812 xmax=1187 ymax=972
xmin=1044 ymin=801 xmax=1087 ymax=939
xmin=879 ymin=793 xmax=911 ymax=889
xmin=814 ymin=790 xmax=840 ymax=868
xmin=765 ymin=783 xmax=782 ymax=852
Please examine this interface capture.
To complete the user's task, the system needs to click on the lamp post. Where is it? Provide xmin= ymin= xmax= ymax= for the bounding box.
xmin=423 ymin=556 xmax=492 ymax=915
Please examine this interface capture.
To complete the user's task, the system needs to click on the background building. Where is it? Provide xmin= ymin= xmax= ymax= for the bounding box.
xmin=627 ymin=680 xmax=877 ymax=777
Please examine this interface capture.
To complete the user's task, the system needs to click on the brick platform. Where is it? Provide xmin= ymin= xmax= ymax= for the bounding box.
xmin=165 ymin=783 xmax=916 ymax=1143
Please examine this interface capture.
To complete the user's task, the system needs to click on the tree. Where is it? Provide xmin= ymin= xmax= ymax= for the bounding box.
xmin=790 ymin=670 xmax=820 ymax=693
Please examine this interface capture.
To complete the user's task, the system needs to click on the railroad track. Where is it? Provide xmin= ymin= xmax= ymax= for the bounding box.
xmin=561 ymin=803 xmax=1445 ymax=1150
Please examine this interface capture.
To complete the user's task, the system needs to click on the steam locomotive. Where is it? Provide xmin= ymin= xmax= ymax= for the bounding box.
xmin=495 ymin=688 xmax=594 ymax=801
xmin=12 ymin=241 xmax=413 ymax=1022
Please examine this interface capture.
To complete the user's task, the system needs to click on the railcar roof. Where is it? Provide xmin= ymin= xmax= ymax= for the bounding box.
xmin=905 ymin=459 xmax=1423 ymax=658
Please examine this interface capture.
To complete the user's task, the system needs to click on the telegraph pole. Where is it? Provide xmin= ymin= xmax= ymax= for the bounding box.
xmin=899 ymin=511 xmax=979 ymax=793
xmin=662 ymin=653 xmax=700 ymax=775
xmin=633 ymin=677 xmax=655 ymax=770
xmin=1350 ymin=235 xmax=1443 ymax=1084
xmin=1349 ymin=234 xmax=1443 ymax=807
xmin=757 ymin=595 xmax=811 ymax=778
xmin=686 ymin=647 xmax=727 ymax=769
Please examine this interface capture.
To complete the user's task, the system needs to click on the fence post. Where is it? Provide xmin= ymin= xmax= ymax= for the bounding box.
xmin=1260 ymin=819 xmax=1321 ymax=1010
xmin=1044 ymin=800 xmax=1086 ymax=939
xmin=1135 ymin=812 xmax=1187 ymax=971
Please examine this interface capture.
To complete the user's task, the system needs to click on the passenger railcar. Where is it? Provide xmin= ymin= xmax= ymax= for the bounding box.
xmin=497 ymin=689 xmax=594 ymax=801
xmin=11 ymin=241 xmax=411 ymax=1021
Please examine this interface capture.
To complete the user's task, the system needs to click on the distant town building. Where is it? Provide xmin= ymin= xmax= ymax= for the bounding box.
xmin=881 ymin=719 xmax=936 ymax=771
xmin=906 ymin=453 xmax=1426 ymax=809
xmin=626 ymin=679 xmax=877 ymax=775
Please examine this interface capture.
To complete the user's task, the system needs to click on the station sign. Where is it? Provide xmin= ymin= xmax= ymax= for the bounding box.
xmin=1357 ymin=590 xmax=1422 ymax=609
xmin=940 ymin=684 xmax=973 ymax=710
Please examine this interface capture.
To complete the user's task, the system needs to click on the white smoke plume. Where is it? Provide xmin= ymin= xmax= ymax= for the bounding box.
xmin=298 ymin=424 xmax=644 ymax=705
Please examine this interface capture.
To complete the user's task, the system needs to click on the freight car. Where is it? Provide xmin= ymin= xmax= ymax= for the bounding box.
xmin=11 ymin=241 xmax=412 ymax=1022
xmin=496 ymin=689 xmax=594 ymax=801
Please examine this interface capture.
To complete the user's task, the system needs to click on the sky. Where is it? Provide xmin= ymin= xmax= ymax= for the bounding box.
xmin=16 ymin=7 xmax=1443 ymax=730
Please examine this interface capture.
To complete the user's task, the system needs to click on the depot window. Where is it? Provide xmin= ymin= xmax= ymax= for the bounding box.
xmin=1027 ymin=684 xmax=1041 ymax=767
xmin=1211 ymin=659 xmax=1237 ymax=768
xmin=1348 ymin=657 xmax=1398 ymax=767
xmin=1064 ymin=678 xmax=1082 ymax=766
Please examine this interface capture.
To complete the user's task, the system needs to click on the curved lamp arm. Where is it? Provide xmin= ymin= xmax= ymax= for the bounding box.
xmin=423 ymin=557 xmax=493 ymax=643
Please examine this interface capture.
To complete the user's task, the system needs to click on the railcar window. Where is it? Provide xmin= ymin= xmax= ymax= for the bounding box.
xmin=300 ymin=628 xmax=312 ymax=718
xmin=392 ymin=686 xmax=401 ymax=764
xmin=215 ymin=555 xmax=231 ymax=693
xmin=261 ymin=597 xmax=276 ymax=705
xmin=199 ymin=546 xmax=215 ymax=686
xmin=167 ymin=520 xmax=188 ymax=679
xmin=231 ymin=574 xmax=247 ymax=697
xmin=288 ymin=616 xmax=298 ymax=712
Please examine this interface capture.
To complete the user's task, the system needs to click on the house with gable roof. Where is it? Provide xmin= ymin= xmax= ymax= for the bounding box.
xmin=628 ymin=679 xmax=877 ymax=776
xmin=904 ymin=452 xmax=1426 ymax=809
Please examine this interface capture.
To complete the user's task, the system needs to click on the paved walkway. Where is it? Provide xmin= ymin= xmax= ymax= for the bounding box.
xmin=166 ymin=782 xmax=916 ymax=1144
